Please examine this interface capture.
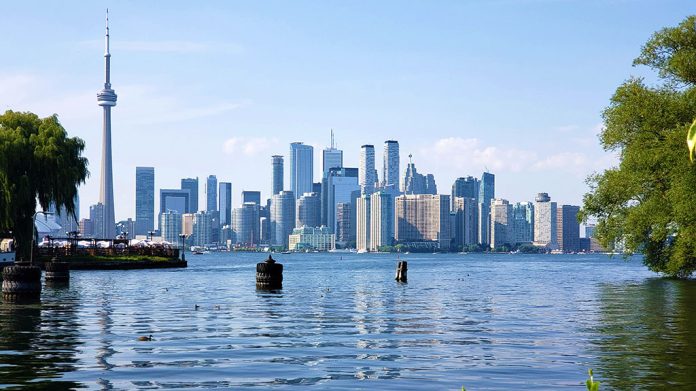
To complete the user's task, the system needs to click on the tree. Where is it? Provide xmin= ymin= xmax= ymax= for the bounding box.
xmin=580 ymin=16 xmax=696 ymax=278
xmin=0 ymin=111 xmax=88 ymax=261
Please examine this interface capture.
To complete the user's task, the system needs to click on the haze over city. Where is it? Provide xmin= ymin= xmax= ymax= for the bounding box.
xmin=1 ymin=1 xmax=693 ymax=220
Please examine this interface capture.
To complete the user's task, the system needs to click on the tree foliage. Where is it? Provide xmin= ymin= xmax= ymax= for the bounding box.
xmin=0 ymin=110 xmax=88 ymax=261
xmin=580 ymin=16 xmax=696 ymax=278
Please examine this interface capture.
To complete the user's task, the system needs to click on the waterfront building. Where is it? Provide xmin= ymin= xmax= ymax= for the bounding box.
xmin=326 ymin=167 xmax=360 ymax=234
xmin=296 ymin=192 xmax=321 ymax=228
xmin=79 ymin=218 xmax=93 ymax=238
xmin=182 ymin=213 xmax=195 ymax=237
xmin=395 ymin=194 xmax=451 ymax=250
xmin=382 ymin=140 xmax=400 ymax=193
xmin=160 ymin=189 xmax=190 ymax=215
xmin=181 ymin=177 xmax=199 ymax=213
xmin=402 ymin=155 xmax=436 ymax=195
xmin=288 ymin=226 xmax=336 ymax=251
xmin=96 ymin=11 xmax=117 ymax=239
xmin=356 ymin=195 xmax=371 ymax=251
xmin=512 ymin=201 xmax=535 ymax=244
xmin=272 ymin=155 xmax=284 ymax=195
xmin=192 ymin=211 xmax=212 ymax=247
xmin=233 ymin=202 xmax=260 ymax=246
xmin=478 ymin=171 xmax=495 ymax=247
xmin=290 ymin=142 xmax=314 ymax=199
xmin=369 ymin=191 xmax=394 ymax=251
xmin=219 ymin=182 xmax=232 ymax=227
xmin=159 ymin=211 xmax=182 ymax=245
xmin=452 ymin=176 xmax=479 ymax=205
xmin=259 ymin=216 xmax=270 ymax=244
xmin=322 ymin=130 xmax=343 ymax=175
xmin=490 ymin=198 xmax=513 ymax=249
xmin=270 ymin=191 xmax=296 ymax=248
xmin=452 ymin=197 xmax=478 ymax=248
xmin=557 ymin=205 xmax=581 ymax=252
xmin=135 ymin=167 xmax=155 ymax=236
xmin=534 ymin=192 xmax=557 ymax=248
xmin=359 ymin=144 xmax=377 ymax=196
xmin=242 ymin=190 xmax=261 ymax=205
xmin=206 ymin=175 xmax=217 ymax=212
xmin=335 ymin=202 xmax=353 ymax=246
xmin=90 ymin=202 xmax=106 ymax=238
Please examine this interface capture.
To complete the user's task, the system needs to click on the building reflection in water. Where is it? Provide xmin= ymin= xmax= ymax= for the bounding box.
xmin=593 ymin=278 xmax=696 ymax=389
xmin=0 ymin=285 xmax=82 ymax=388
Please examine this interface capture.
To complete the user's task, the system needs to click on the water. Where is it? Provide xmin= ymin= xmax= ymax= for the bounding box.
xmin=1 ymin=252 xmax=695 ymax=390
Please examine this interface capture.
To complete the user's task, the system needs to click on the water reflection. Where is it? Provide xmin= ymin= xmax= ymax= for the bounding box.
xmin=0 ymin=286 xmax=82 ymax=388
xmin=594 ymin=278 xmax=696 ymax=389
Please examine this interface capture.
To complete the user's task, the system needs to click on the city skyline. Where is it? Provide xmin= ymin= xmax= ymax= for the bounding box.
xmin=1 ymin=2 xmax=693 ymax=220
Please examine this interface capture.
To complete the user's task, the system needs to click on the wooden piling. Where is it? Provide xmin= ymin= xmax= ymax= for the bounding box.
xmin=395 ymin=261 xmax=407 ymax=282
xmin=256 ymin=255 xmax=283 ymax=289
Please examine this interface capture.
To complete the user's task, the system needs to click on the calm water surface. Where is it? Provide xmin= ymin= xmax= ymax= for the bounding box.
xmin=1 ymin=253 xmax=695 ymax=390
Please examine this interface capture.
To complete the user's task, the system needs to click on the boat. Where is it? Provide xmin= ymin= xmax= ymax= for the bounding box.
xmin=281 ymin=251 xmax=291 ymax=255
xmin=1 ymin=239 xmax=15 ymax=264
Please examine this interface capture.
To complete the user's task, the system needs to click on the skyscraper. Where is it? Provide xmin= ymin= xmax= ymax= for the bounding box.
xmin=219 ymin=182 xmax=232 ymax=227
xmin=192 ymin=211 xmax=212 ymax=247
xmin=290 ymin=142 xmax=314 ymax=199
xmin=160 ymin=189 xmax=190 ymax=215
xmin=159 ymin=211 xmax=182 ymax=246
xmin=490 ymin=198 xmax=512 ymax=249
xmin=370 ymin=191 xmax=394 ymax=251
xmin=512 ymin=201 xmax=534 ymax=244
xmin=242 ymin=190 xmax=261 ymax=205
xmin=89 ymin=202 xmax=106 ymax=238
xmin=359 ymin=144 xmax=377 ymax=195
xmin=233 ymin=202 xmax=260 ymax=246
xmin=383 ymin=140 xmax=400 ymax=193
xmin=478 ymin=171 xmax=495 ymax=246
xmin=96 ymin=10 xmax=117 ymax=239
xmin=402 ymin=155 xmax=436 ymax=195
xmin=135 ymin=167 xmax=154 ymax=236
xmin=452 ymin=176 xmax=480 ymax=202
xmin=557 ymin=205 xmax=581 ymax=252
xmin=534 ymin=192 xmax=557 ymax=248
xmin=322 ymin=130 xmax=343 ymax=175
xmin=296 ymin=192 xmax=321 ymax=228
xmin=452 ymin=197 xmax=478 ymax=248
xmin=335 ymin=202 xmax=353 ymax=245
xmin=356 ymin=195 xmax=371 ymax=252
xmin=326 ymin=167 xmax=360 ymax=234
xmin=206 ymin=175 xmax=217 ymax=212
xmin=181 ymin=178 xmax=199 ymax=213
xmin=270 ymin=191 xmax=296 ymax=249
xmin=272 ymin=155 xmax=284 ymax=195
xmin=395 ymin=194 xmax=451 ymax=250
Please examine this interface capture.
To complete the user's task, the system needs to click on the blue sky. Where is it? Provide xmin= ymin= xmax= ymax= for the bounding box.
xmin=0 ymin=1 xmax=692 ymax=220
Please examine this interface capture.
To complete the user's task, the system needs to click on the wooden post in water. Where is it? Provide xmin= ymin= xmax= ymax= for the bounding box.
xmin=395 ymin=261 xmax=407 ymax=282
xmin=256 ymin=254 xmax=283 ymax=289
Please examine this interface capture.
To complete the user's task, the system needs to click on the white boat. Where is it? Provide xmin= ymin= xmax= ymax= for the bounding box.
xmin=1 ymin=239 xmax=15 ymax=263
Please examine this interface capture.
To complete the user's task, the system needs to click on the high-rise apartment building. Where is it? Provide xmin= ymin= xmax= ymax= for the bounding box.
xmin=369 ymin=191 xmax=394 ymax=251
xmin=452 ymin=176 xmax=480 ymax=204
xmin=181 ymin=177 xmax=199 ymax=213
xmin=490 ymin=198 xmax=512 ymax=249
xmin=272 ymin=155 xmax=284 ymax=195
xmin=359 ymin=144 xmax=377 ymax=195
xmin=557 ymin=205 xmax=581 ymax=252
xmin=512 ymin=202 xmax=534 ymax=244
xmin=206 ymin=175 xmax=217 ymax=212
xmin=534 ymin=192 xmax=557 ymax=248
xmin=270 ymin=191 xmax=296 ymax=248
xmin=233 ymin=202 xmax=260 ymax=246
xmin=192 ymin=211 xmax=212 ymax=247
xmin=382 ymin=140 xmax=400 ymax=193
xmin=219 ymin=182 xmax=232 ymax=227
xmin=335 ymin=202 xmax=353 ymax=245
xmin=159 ymin=211 xmax=182 ymax=246
xmin=296 ymin=192 xmax=321 ymax=228
xmin=326 ymin=167 xmax=360 ymax=234
xmin=452 ymin=197 xmax=478 ymax=248
xmin=356 ymin=195 xmax=371 ymax=252
xmin=89 ymin=202 xmax=106 ymax=238
xmin=134 ymin=167 xmax=155 ymax=236
xmin=478 ymin=171 xmax=495 ymax=246
xmin=395 ymin=194 xmax=451 ymax=250
xmin=290 ymin=142 xmax=314 ymax=200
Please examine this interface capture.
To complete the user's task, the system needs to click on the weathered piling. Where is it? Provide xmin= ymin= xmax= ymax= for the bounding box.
xmin=395 ymin=261 xmax=407 ymax=282
xmin=256 ymin=255 xmax=283 ymax=289
xmin=45 ymin=257 xmax=70 ymax=283
xmin=2 ymin=259 xmax=42 ymax=300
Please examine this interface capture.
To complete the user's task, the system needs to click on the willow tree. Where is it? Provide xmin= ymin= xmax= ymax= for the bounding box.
xmin=581 ymin=16 xmax=696 ymax=278
xmin=0 ymin=110 xmax=88 ymax=262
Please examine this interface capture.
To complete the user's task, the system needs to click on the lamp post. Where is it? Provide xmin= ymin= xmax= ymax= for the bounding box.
xmin=179 ymin=234 xmax=187 ymax=261
xmin=29 ymin=211 xmax=53 ymax=266
xmin=148 ymin=231 xmax=155 ymax=242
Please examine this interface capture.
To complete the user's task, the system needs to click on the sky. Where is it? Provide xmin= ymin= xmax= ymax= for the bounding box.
xmin=0 ymin=1 xmax=693 ymax=221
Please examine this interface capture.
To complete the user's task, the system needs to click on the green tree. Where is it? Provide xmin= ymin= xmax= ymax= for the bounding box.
xmin=0 ymin=110 xmax=88 ymax=261
xmin=580 ymin=16 xmax=696 ymax=278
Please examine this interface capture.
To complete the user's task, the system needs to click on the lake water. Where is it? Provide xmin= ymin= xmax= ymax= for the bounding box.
xmin=1 ymin=252 xmax=695 ymax=390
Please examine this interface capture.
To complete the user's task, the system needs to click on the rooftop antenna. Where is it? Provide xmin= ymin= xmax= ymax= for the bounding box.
xmin=409 ymin=153 xmax=413 ymax=164
xmin=331 ymin=129 xmax=335 ymax=149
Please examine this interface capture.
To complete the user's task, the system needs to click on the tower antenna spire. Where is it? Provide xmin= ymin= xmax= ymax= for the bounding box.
xmin=330 ymin=129 xmax=335 ymax=149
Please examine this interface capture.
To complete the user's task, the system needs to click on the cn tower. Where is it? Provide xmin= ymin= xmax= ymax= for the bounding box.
xmin=96 ymin=9 xmax=117 ymax=238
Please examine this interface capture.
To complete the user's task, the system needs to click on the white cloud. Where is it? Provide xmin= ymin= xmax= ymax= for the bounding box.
xmin=223 ymin=137 xmax=279 ymax=156
xmin=420 ymin=137 xmax=538 ymax=173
